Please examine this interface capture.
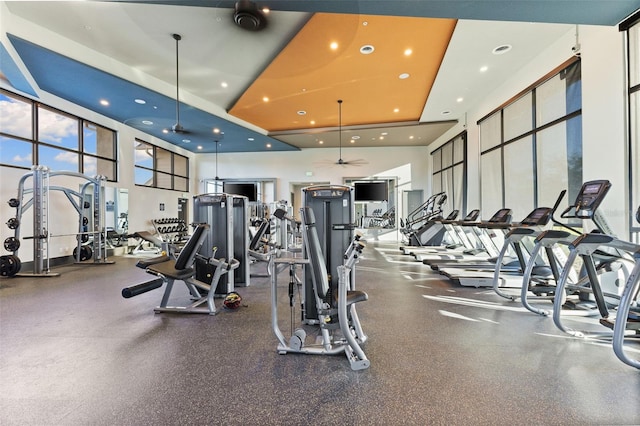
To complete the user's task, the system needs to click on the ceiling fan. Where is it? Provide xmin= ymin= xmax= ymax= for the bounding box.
xmin=334 ymin=99 xmax=367 ymax=167
xmin=169 ymin=33 xmax=188 ymax=135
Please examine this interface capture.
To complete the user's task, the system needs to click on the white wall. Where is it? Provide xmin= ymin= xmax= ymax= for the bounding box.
xmin=429 ymin=25 xmax=629 ymax=236
xmin=196 ymin=145 xmax=430 ymax=215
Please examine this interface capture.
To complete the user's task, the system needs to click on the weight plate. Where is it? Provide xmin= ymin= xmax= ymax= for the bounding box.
xmin=0 ymin=255 xmax=21 ymax=277
xmin=4 ymin=237 xmax=20 ymax=252
xmin=6 ymin=217 xmax=20 ymax=230
xmin=7 ymin=198 xmax=19 ymax=208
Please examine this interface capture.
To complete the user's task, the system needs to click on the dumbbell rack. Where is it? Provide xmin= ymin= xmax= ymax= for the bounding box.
xmin=152 ymin=218 xmax=188 ymax=245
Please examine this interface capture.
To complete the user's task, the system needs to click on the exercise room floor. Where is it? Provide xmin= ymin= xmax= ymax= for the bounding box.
xmin=1 ymin=242 xmax=639 ymax=425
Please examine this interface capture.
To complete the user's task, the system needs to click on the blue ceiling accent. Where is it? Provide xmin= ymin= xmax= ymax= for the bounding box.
xmin=7 ymin=34 xmax=299 ymax=154
xmin=0 ymin=41 xmax=37 ymax=98
xmin=115 ymin=0 xmax=640 ymax=26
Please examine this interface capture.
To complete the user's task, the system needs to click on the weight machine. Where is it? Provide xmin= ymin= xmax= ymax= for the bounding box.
xmin=270 ymin=206 xmax=369 ymax=370
xmin=2 ymin=165 xmax=113 ymax=277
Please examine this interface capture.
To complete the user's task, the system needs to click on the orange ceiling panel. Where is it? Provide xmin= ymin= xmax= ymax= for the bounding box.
xmin=229 ymin=13 xmax=456 ymax=132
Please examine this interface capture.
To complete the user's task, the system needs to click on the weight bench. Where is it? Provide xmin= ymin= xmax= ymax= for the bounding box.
xmin=270 ymin=206 xmax=370 ymax=370
xmin=130 ymin=230 xmax=163 ymax=255
xmin=122 ymin=224 xmax=239 ymax=315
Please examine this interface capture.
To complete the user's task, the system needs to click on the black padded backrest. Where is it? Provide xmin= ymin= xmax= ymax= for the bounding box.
xmin=300 ymin=207 xmax=330 ymax=300
xmin=249 ymin=220 xmax=269 ymax=250
xmin=446 ymin=210 xmax=459 ymax=220
xmin=174 ymin=224 xmax=209 ymax=270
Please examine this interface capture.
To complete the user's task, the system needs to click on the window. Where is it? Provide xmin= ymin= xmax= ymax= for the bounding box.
xmin=625 ymin=19 xmax=640 ymax=241
xmin=0 ymin=89 xmax=117 ymax=180
xmin=134 ymin=139 xmax=189 ymax=191
xmin=431 ymin=132 xmax=467 ymax=216
xmin=478 ymin=60 xmax=582 ymax=222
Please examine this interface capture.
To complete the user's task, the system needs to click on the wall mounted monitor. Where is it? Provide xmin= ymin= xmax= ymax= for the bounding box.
xmin=223 ymin=182 xmax=257 ymax=202
xmin=354 ymin=181 xmax=388 ymax=202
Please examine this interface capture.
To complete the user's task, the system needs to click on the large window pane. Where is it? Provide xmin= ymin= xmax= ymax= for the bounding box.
xmin=156 ymin=148 xmax=172 ymax=174
xmin=38 ymin=107 xmax=78 ymax=150
xmin=480 ymin=148 xmax=502 ymax=217
xmin=0 ymin=135 xmax=32 ymax=166
xmin=156 ymin=171 xmax=172 ymax=189
xmin=480 ymin=112 xmax=501 ymax=152
xmin=135 ymin=167 xmax=153 ymax=186
xmin=175 ymin=176 xmax=188 ymax=192
xmin=38 ymin=145 xmax=79 ymax=172
xmin=536 ymin=123 xmax=569 ymax=206
xmin=504 ymin=93 xmax=532 ymax=141
xmin=174 ymin=155 xmax=188 ymax=177
xmin=504 ymin=136 xmax=534 ymax=220
xmin=84 ymin=155 xmax=116 ymax=180
xmin=453 ymin=135 xmax=464 ymax=163
xmin=0 ymin=92 xmax=32 ymax=139
xmin=453 ymin=164 xmax=464 ymax=213
xmin=537 ymin=75 xmax=566 ymax=127
xmin=442 ymin=142 xmax=453 ymax=167
xmin=134 ymin=141 xmax=154 ymax=168
xmin=84 ymin=122 xmax=116 ymax=160
xmin=432 ymin=149 xmax=441 ymax=171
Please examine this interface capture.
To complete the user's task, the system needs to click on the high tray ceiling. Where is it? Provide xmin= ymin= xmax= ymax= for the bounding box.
xmin=1 ymin=0 xmax=639 ymax=153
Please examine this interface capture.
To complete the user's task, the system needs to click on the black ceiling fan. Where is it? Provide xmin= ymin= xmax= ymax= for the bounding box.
xmin=334 ymin=99 xmax=366 ymax=166
xmin=169 ymin=33 xmax=188 ymax=135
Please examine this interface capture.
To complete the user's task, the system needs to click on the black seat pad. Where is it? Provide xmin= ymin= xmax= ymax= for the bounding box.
xmin=148 ymin=261 xmax=194 ymax=281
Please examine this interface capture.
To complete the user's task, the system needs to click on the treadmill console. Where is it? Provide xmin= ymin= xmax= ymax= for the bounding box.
xmin=561 ymin=179 xmax=611 ymax=219
xmin=487 ymin=208 xmax=512 ymax=223
xmin=520 ymin=207 xmax=552 ymax=226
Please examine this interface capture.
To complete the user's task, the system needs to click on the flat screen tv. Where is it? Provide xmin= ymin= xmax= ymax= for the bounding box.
xmin=354 ymin=181 xmax=388 ymax=202
xmin=223 ymin=182 xmax=257 ymax=202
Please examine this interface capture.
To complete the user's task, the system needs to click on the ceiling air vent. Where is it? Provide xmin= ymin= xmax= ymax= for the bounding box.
xmin=233 ymin=0 xmax=267 ymax=31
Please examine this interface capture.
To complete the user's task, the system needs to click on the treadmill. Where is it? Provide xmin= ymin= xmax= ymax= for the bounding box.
xmin=416 ymin=208 xmax=512 ymax=266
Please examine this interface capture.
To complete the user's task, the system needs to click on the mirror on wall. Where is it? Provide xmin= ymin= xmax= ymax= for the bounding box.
xmin=104 ymin=187 xmax=129 ymax=244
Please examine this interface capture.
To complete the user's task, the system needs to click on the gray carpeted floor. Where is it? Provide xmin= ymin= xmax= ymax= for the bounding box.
xmin=1 ymin=242 xmax=639 ymax=425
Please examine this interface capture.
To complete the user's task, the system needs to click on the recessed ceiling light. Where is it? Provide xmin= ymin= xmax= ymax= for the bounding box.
xmin=248 ymin=137 xmax=254 ymax=141
xmin=393 ymin=108 xmax=399 ymax=113
xmin=350 ymin=139 xmax=355 ymax=143
xmin=399 ymin=73 xmax=410 ymax=79
xmin=263 ymin=96 xmax=269 ymax=102
xmin=100 ymin=99 xmax=109 ymax=106
xmin=319 ymin=140 xmax=324 ymax=144
xmin=134 ymin=99 xmax=146 ymax=104
xmin=379 ymin=136 xmax=384 ymax=140
xmin=142 ymin=120 xmax=153 ymax=125
xmin=480 ymin=66 xmax=488 ymax=72
xmin=360 ymin=45 xmax=375 ymax=55
xmin=297 ymin=110 xmax=306 ymax=115
xmin=409 ymin=136 xmax=414 ymax=139
xmin=330 ymin=41 xmax=339 ymax=50
xmin=266 ymin=143 xmax=272 ymax=148
xmin=221 ymin=82 xmax=228 ymax=88
xmin=182 ymin=139 xmax=190 ymax=143
xmin=441 ymin=110 xmax=451 ymax=115
xmin=352 ymin=135 xmax=360 ymax=140
xmin=310 ymin=120 xmax=316 ymax=125
xmin=492 ymin=44 xmax=512 ymax=55
xmin=153 ymin=106 xmax=158 ymax=109
xmin=457 ymin=97 xmax=464 ymax=103
xmin=261 ymin=7 xmax=270 ymax=14
xmin=213 ymin=128 xmax=220 ymax=134
xmin=381 ymin=132 xmax=388 ymax=136
xmin=404 ymin=48 xmax=413 ymax=56
xmin=362 ymin=21 xmax=368 ymax=26
xmin=197 ymin=146 xmax=203 ymax=150
xmin=162 ymin=129 xmax=169 ymax=134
